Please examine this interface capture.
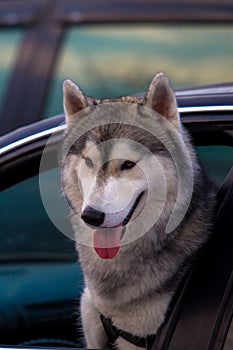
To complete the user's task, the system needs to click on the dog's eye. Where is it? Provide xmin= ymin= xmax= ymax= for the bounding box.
xmin=83 ymin=157 xmax=93 ymax=168
xmin=121 ymin=160 xmax=136 ymax=171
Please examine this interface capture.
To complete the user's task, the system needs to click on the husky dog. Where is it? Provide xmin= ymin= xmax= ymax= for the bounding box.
xmin=61 ymin=73 xmax=215 ymax=349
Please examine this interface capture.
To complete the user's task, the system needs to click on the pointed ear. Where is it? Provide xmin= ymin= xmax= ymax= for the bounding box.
xmin=145 ymin=73 xmax=180 ymax=128
xmin=63 ymin=79 xmax=89 ymax=126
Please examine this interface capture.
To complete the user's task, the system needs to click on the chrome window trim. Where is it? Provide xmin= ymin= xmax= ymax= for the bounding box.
xmin=0 ymin=105 xmax=233 ymax=157
xmin=179 ymin=105 xmax=233 ymax=113
xmin=176 ymin=87 xmax=233 ymax=96
xmin=0 ymin=125 xmax=66 ymax=156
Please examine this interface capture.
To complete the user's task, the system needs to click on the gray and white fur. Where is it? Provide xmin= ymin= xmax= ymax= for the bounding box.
xmin=61 ymin=73 xmax=215 ymax=349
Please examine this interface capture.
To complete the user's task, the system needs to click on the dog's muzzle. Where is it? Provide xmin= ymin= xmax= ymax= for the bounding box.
xmin=81 ymin=191 xmax=144 ymax=228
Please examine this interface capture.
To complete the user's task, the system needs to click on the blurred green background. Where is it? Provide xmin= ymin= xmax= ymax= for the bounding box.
xmin=46 ymin=25 xmax=233 ymax=116
xmin=1 ymin=25 xmax=233 ymax=117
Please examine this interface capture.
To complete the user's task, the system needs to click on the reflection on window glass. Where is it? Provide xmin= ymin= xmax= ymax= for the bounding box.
xmin=0 ymin=169 xmax=76 ymax=260
xmin=0 ymin=29 xmax=24 ymax=113
xmin=45 ymin=25 xmax=233 ymax=117
xmin=196 ymin=146 xmax=233 ymax=186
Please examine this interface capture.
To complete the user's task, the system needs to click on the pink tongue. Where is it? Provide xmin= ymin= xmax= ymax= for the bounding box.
xmin=94 ymin=225 xmax=122 ymax=259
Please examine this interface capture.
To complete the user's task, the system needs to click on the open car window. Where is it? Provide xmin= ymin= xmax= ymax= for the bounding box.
xmin=0 ymin=145 xmax=232 ymax=260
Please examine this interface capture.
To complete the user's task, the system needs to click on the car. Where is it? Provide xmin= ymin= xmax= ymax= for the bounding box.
xmin=0 ymin=86 xmax=232 ymax=350
xmin=0 ymin=1 xmax=232 ymax=350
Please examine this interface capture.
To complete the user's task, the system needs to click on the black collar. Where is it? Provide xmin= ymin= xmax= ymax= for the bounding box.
xmin=100 ymin=313 xmax=156 ymax=349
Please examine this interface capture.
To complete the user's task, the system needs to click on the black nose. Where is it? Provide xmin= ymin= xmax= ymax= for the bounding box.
xmin=81 ymin=206 xmax=105 ymax=227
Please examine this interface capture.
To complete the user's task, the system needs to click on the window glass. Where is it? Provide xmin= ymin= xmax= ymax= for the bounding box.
xmin=0 ymin=169 xmax=76 ymax=261
xmin=0 ymin=29 xmax=24 ymax=112
xmin=45 ymin=25 xmax=233 ymax=117
xmin=196 ymin=146 xmax=233 ymax=186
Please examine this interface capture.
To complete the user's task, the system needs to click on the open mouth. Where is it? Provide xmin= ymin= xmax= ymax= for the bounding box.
xmin=122 ymin=191 xmax=144 ymax=226
xmin=93 ymin=191 xmax=145 ymax=260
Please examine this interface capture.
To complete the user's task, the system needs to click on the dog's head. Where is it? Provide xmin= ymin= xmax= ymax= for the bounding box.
xmin=61 ymin=73 xmax=187 ymax=259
